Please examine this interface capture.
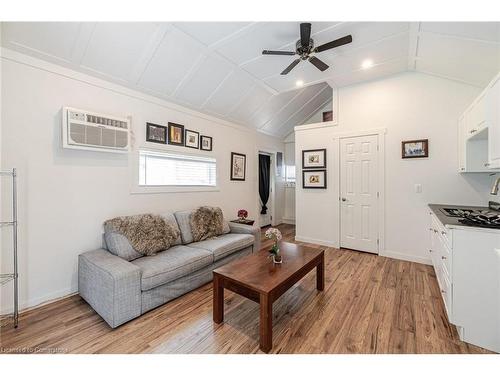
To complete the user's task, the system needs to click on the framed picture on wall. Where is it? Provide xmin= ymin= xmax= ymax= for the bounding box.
xmin=168 ymin=122 xmax=185 ymax=146
xmin=302 ymin=149 xmax=326 ymax=169
xmin=146 ymin=122 xmax=167 ymax=144
xmin=185 ymin=129 xmax=199 ymax=149
xmin=402 ymin=139 xmax=429 ymax=158
xmin=200 ymin=135 xmax=213 ymax=151
xmin=323 ymin=111 xmax=333 ymax=122
xmin=303 ymin=170 xmax=327 ymax=189
xmin=230 ymin=152 xmax=246 ymax=181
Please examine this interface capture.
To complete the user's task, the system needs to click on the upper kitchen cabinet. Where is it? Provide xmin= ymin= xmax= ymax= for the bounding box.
xmin=458 ymin=71 xmax=500 ymax=173
xmin=486 ymin=74 xmax=500 ymax=169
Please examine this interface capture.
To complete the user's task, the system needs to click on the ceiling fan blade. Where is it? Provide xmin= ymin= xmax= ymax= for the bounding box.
xmin=300 ymin=23 xmax=312 ymax=47
xmin=281 ymin=59 xmax=301 ymax=75
xmin=314 ymin=35 xmax=353 ymax=53
xmin=262 ymin=50 xmax=296 ymax=56
xmin=309 ymin=56 xmax=329 ymax=71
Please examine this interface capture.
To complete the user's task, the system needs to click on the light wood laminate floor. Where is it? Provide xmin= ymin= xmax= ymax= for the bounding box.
xmin=0 ymin=224 xmax=491 ymax=353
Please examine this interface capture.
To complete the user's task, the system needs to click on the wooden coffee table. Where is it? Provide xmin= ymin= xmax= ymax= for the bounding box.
xmin=212 ymin=242 xmax=325 ymax=353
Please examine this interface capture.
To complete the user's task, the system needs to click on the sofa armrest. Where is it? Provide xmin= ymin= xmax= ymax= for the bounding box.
xmin=78 ymin=249 xmax=141 ymax=328
xmin=229 ymin=222 xmax=261 ymax=252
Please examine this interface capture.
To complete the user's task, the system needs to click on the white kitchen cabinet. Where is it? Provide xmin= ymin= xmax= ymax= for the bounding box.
xmin=486 ymin=74 xmax=500 ymax=169
xmin=429 ymin=209 xmax=500 ymax=353
xmin=458 ymin=71 xmax=500 ymax=173
xmin=466 ymin=92 xmax=487 ymax=137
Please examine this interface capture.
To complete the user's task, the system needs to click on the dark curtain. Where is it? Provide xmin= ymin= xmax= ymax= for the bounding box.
xmin=259 ymin=154 xmax=271 ymax=214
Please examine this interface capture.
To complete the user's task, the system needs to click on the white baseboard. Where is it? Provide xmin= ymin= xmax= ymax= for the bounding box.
xmin=295 ymin=235 xmax=338 ymax=248
xmin=282 ymin=217 xmax=296 ymax=224
xmin=0 ymin=287 xmax=77 ymax=316
xmin=379 ymin=250 xmax=432 ymax=265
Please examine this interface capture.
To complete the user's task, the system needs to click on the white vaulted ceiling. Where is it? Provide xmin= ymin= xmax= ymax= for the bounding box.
xmin=2 ymin=22 xmax=500 ymax=138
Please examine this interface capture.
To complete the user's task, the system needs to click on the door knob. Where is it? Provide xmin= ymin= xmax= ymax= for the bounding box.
xmin=341 ymin=197 xmax=347 ymax=202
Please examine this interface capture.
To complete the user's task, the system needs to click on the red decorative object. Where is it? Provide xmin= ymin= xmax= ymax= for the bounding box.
xmin=237 ymin=209 xmax=248 ymax=219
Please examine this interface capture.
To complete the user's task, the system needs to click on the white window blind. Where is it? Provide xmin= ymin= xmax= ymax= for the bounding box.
xmin=139 ymin=150 xmax=216 ymax=187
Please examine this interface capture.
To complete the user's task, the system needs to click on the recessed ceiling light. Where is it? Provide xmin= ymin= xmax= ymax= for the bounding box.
xmin=296 ymin=80 xmax=304 ymax=87
xmin=361 ymin=59 xmax=374 ymax=70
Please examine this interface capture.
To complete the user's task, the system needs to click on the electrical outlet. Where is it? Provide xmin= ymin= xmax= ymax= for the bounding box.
xmin=415 ymin=184 xmax=422 ymax=193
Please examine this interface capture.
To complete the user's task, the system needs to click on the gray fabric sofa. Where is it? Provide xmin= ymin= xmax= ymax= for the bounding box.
xmin=78 ymin=210 xmax=260 ymax=328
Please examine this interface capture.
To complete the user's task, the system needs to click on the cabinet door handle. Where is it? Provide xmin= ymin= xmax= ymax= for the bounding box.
xmin=441 ymin=256 xmax=447 ymax=260
xmin=485 ymin=163 xmax=490 ymax=167
xmin=441 ymin=231 xmax=446 ymax=235
xmin=429 ymin=249 xmax=433 ymax=253
xmin=441 ymin=289 xmax=446 ymax=294
xmin=434 ymin=229 xmax=438 ymax=233
xmin=470 ymin=129 xmax=477 ymax=134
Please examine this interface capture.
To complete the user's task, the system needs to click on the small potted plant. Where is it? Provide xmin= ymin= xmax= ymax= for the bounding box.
xmin=237 ymin=209 xmax=248 ymax=223
xmin=265 ymin=227 xmax=283 ymax=264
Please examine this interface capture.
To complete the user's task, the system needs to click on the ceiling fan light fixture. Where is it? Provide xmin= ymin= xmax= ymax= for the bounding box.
xmin=361 ymin=59 xmax=374 ymax=70
xmin=296 ymin=80 xmax=304 ymax=87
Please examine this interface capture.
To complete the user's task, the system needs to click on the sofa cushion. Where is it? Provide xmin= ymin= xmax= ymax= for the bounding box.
xmin=132 ymin=245 xmax=213 ymax=291
xmin=174 ymin=210 xmax=194 ymax=244
xmin=188 ymin=233 xmax=254 ymax=262
xmin=160 ymin=212 xmax=182 ymax=246
xmin=104 ymin=231 xmax=143 ymax=261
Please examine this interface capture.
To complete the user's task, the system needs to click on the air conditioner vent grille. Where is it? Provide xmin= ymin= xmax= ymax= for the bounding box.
xmin=63 ymin=107 xmax=130 ymax=153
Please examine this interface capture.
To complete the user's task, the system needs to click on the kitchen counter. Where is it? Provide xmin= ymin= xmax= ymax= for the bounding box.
xmin=428 ymin=203 xmax=500 ymax=233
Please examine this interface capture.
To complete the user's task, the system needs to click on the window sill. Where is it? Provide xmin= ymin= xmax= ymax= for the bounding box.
xmin=130 ymin=185 xmax=220 ymax=194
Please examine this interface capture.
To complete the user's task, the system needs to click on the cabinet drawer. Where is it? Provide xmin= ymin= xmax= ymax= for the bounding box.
xmin=439 ymin=266 xmax=452 ymax=319
xmin=431 ymin=213 xmax=451 ymax=248
xmin=437 ymin=232 xmax=452 ymax=278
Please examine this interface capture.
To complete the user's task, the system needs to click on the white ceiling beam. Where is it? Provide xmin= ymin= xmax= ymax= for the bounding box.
xmin=408 ymin=22 xmax=421 ymax=71
xmin=168 ymin=22 xmax=278 ymax=96
xmin=70 ymin=22 xmax=96 ymax=65
xmin=129 ymin=23 xmax=171 ymax=84
xmin=419 ymin=29 xmax=500 ymax=46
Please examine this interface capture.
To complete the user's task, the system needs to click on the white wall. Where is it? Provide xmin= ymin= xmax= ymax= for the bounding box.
xmin=0 ymin=50 xmax=284 ymax=313
xmin=295 ymin=72 xmax=497 ymax=264
xmin=302 ymin=101 xmax=332 ymax=125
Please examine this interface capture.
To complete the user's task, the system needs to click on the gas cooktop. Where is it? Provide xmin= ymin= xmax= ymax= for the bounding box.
xmin=439 ymin=204 xmax=500 ymax=229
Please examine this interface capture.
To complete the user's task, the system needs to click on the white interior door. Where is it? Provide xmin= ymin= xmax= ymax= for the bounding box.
xmin=340 ymin=135 xmax=379 ymax=254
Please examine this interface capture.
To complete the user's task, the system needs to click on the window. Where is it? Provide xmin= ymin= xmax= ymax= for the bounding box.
xmin=285 ymin=165 xmax=296 ymax=187
xmin=139 ymin=150 xmax=216 ymax=187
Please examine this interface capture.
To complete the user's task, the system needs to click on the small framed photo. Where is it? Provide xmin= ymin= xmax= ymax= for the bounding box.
xmin=200 ymin=135 xmax=213 ymax=151
xmin=168 ymin=122 xmax=185 ymax=146
xmin=303 ymin=170 xmax=327 ymax=189
xmin=322 ymin=111 xmax=333 ymax=122
xmin=185 ymin=129 xmax=199 ymax=149
xmin=230 ymin=152 xmax=246 ymax=181
xmin=146 ymin=122 xmax=167 ymax=144
xmin=402 ymin=139 xmax=428 ymax=159
xmin=302 ymin=149 xmax=326 ymax=169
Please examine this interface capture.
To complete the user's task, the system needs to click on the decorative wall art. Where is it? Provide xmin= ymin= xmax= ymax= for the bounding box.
xmin=230 ymin=152 xmax=246 ymax=181
xmin=146 ymin=122 xmax=167 ymax=144
xmin=302 ymin=149 xmax=327 ymax=169
xmin=200 ymin=135 xmax=213 ymax=151
xmin=302 ymin=169 xmax=327 ymax=189
xmin=402 ymin=139 xmax=429 ymax=158
xmin=185 ymin=129 xmax=199 ymax=149
xmin=168 ymin=122 xmax=185 ymax=146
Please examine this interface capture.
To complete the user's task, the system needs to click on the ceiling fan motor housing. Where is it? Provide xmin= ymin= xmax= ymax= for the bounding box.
xmin=296 ymin=39 xmax=314 ymax=59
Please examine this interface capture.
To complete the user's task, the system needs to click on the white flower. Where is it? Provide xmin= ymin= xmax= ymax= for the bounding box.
xmin=265 ymin=227 xmax=282 ymax=241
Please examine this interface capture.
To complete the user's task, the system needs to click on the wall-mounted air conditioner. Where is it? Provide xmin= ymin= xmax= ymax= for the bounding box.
xmin=62 ymin=107 xmax=131 ymax=153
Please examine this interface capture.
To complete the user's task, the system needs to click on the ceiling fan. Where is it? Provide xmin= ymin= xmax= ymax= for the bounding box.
xmin=262 ymin=23 xmax=352 ymax=75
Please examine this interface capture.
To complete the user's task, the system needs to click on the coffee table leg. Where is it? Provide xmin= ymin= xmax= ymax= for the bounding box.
xmin=213 ymin=274 xmax=224 ymax=323
xmin=259 ymin=293 xmax=272 ymax=353
xmin=317 ymin=254 xmax=325 ymax=291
